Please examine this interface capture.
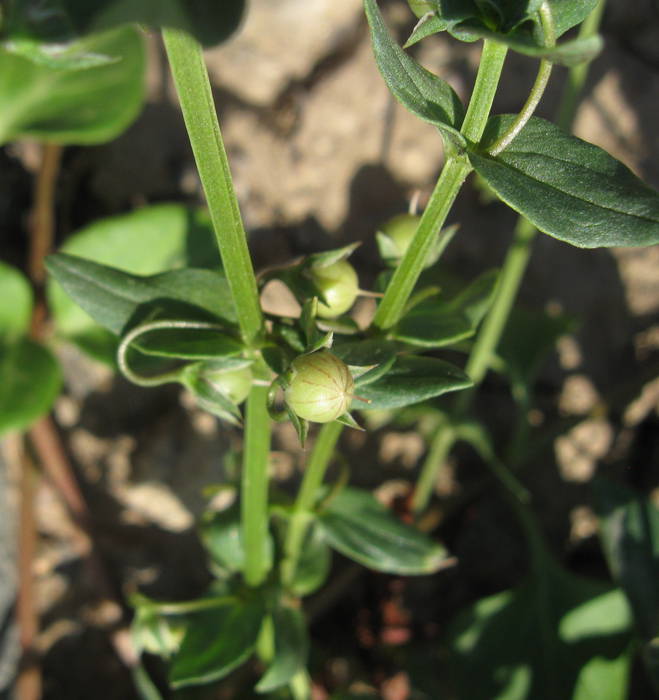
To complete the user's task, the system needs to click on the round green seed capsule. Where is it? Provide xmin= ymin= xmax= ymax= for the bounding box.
xmin=311 ymin=259 xmax=359 ymax=319
xmin=283 ymin=351 xmax=355 ymax=423
xmin=380 ymin=213 xmax=421 ymax=258
xmin=203 ymin=365 xmax=253 ymax=405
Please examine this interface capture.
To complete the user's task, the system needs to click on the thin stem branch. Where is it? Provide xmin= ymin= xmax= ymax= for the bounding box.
xmin=281 ymin=421 xmax=342 ymax=587
xmin=241 ymin=383 xmax=272 ymax=587
xmin=412 ymin=423 xmax=457 ymax=515
xmin=373 ymin=40 xmax=508 ymax=331
xmin=162 ymin=29 xmax=264 ymax=350
xmin=486 ymin=3 xmax=556 ymax=156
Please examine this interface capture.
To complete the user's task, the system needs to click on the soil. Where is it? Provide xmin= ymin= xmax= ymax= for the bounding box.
xmin=2 ymin=0 xmax=659 ymax=698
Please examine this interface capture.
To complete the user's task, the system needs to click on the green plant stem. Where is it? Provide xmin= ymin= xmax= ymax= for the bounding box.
xmin=373 ymin=40 xmax=508 ymax=331
xmin=555 ymin=0 xmax=606 ymax=132
xmin=281 ymin=421 xmax=342 ymax=587
xmin=487 ymin=2 xmax=556 ymax=156
xmin=242 ymin=383 xmax=272 ymax=587
xmin=162 ymin=29 xmax=264 ymax=350
xmin=454 ymin=215 xmax=537 ymax=415
xmin=412 ymin=423 xmax=457 ymax=514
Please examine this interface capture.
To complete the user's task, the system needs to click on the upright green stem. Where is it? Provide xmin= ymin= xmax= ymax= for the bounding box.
xmin=281 ymin=422 xmax=342 ymax=587
xmin=412 ymin=423 xmax=457 ymax=514
xmin=242 ymin=383 xmax=272 ymax=587
xmin=373 ymin=40 xmax=508 ymax=331
xmin=162 ymin=29 xmax=264 ymax=350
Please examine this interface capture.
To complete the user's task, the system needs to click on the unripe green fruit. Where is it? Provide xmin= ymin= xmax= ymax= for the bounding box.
xmin=204 ymin=365 xmax=253 ymax=405
xmin=380 ymin=213 xmax=420 ymax=257
xmin=311 ymin=259 xmax=359 ymax=319
xmin=284 ymin=351 xmax=354 ymax=423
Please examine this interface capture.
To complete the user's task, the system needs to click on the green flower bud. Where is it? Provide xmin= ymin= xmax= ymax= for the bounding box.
xmin=379 ymin=213 xmax=420 ymax=258
xmin=283 ymin=351 xmax=355 ymax=423
xmin=310 ymin=259 xmax=359 ymax=319
xmin=203 ymin=364 xmax=253 ymax=405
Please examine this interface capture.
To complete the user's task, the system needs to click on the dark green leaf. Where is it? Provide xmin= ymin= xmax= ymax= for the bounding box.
xmin=256 ymin=603 xmax=309 ymax=693
xmin=0 ymin=261 xmax=32 ymax=341
xmin=594 ymin=478 xmax=659 ymax=643
xmin=129 ymin=324 xmax=243 ymax=360
xmin=470 ymin=116 xmax=659 ymax=248
xmin=331 ymin=339 xmax=398 ymax=387
xmin=357 ymin=356 xmax=472 ymax=409
xmin=548 ymin=0 xmax=600 ymax=39
xmin=200 ymin=501 xmax=273 ymax=577
xmin=497 ymin=307 xmax=577 ymax=398
xmin=404 ymin=12 xmax=448 ymax=48
xmin=408 ymin=0 xmax=439 ymax=19
xmin=169 ymin=593 xmax=266 ymax=688
xmin=287 ymin=521 xmax=332 ymax=597
xmin=394 ymin=269 xmax=498 ymax=348
xmin=3 ymin=0 xmax=245 ymax=48
xmin=47 ymin=204 xmax=221 ymax=363
xmin=0 ymin=338 xmax=61 ymax=436
xmin=0 ymin=26 xmax=144 ymax=145
xmin=364 ymin=0 xmax=465 ymax=143
xmin=318 ymin=487 xmax=451 ymax=574
xmin=46 ymin=253 xmax=236 ymax=337
xmin=449 ymin=557 xmax=632 ymax=700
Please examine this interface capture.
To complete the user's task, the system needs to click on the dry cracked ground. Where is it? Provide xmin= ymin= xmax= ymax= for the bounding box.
xmin=2 ymin=0 xmax=659 ymax=698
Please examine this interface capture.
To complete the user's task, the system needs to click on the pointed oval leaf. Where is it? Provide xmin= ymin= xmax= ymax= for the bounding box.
xmin=288 ymin=521 xmax=332 ymax=597
xmin=0 ymin=26 xmax=144 ymax=145
xmin=364 ymin=0 xmax=465 ymax=142
xmin=0 ymin=338 xmax=61 ymax=436
xmin=256 ymin=603 xmax=309 ymax=693
xmin=47 ymin=253 xmax=236 ymax=338
xmin=331 ymin=339 xmax=398 ymax=387
xmin=47 ymin=204 xmax=222 ymax=362
xmin=470 ymin=116 xmax=659 ymax=248
xmin=169 ymin=594 xmax=266 ymax=688
xmin=0 ymin=262 xmax=33 ymax=341
xmin=449 ymin=560 xmax=633 ymax=700
xmin=357 ymin=355 xmax=472 ymax=410
xmin=318 ymin=487 xmax=450 ymax=574
xmin=3 ymin=0 xmax=245 ymax=48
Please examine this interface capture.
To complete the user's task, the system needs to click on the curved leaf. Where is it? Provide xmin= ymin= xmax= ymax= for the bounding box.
xmin=169 ymin=594 xmax=266 ymax=688
xmin=449 ymin=559 xmax=633 ymax=700
xmin=364 ymin=0 xmax=465 ymax=145
xmin=0 ymin=338 xmax=61 ymax=436
xmin=0 ymin=262 xmax=33 ymax=341
xmin=256 ymin=604 xmax=309 ymax=693
xmin=357 ymin=355 xmax=472 ymax=410
xmin=470 ymin=116 xmax=659 ymax=248
xmin=46 ymin=253 xmax=236 ymax=338
xmin=0 ymin=26 xmax=145 ymax=145
xmin=318 ymin=487 xmax=450 ymax=574
xmin=2 ymin=0 xmax=245 ymax=48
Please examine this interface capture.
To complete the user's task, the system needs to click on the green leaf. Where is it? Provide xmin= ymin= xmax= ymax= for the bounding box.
xmin=0 ymin=26 xmax=144 ymax=145
xmin=200 ymin=501 xmax=273 ymax=578
xmin=331 ymin=339 xmax=398 ymax=387
xmin=1 ymin=36 xmax=119 ymax=70
xmin=594 ymin=478 xmax=659 ymax=643
xmin=394 ymin=269 xmax=498 ymax=348
xmin=3 ymin=0 xmax=245 ymax=48
xmin=0 ymin=261 xmax=33 ymax=341
xmin=404 ymin=13 xmax=448 ymax=48
xmin=449 ymin=558 xmax=633 ymax=700
xmin=287 ymin=521 xmax=332 ymax=597
xmin=548 ymin=0 xmax=600 ymax=39
xmin=256 ymin=603 xmax=309 ymax=693
xmin=47 ymin=204 xmax=221 ymax=362
xmin=0 ymin=338 xmax=61 ymax=436
xmin=357 ymin=355 xmax=472 ymax=410
xmin=364 ymin=0 xmax=466 ymax=146
xmin=470 ymin=116 xmax=659 ymax=248
xmin=46 ymin=253 xmax=236 ymax=338
xmin=128 ymin=324 xmax=243 ymax=360
xmin=497 ymin=307 xmax=577 ymax=400
xmin=169 ymin=593 xmax=266 ymax=688
xmin=318 ymin=487 xmax=451 ymax=574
